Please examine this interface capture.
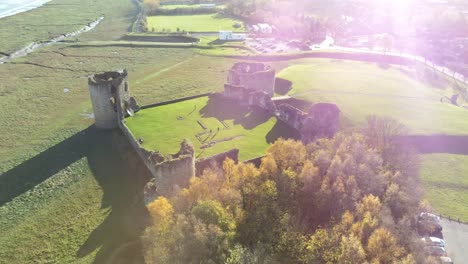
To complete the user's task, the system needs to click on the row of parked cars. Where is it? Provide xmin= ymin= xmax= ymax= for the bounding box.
xmin=417 ymin=212 xmax=453 ymax=263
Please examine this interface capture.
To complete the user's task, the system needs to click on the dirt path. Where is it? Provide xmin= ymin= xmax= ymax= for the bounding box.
xmin=441 ymin=218 xmax=468 ymax=263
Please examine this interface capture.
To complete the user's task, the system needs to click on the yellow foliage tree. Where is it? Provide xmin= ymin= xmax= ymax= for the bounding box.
xmin=367 ymin=228 xmax=404 ymax=263
xmin=148 ymin=196 xmax=174 ymax=233
xmin=143 ymin=0 xmax=160 ymax=12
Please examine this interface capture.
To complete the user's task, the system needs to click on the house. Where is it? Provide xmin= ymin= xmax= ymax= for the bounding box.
xmin=257 ymin=23 xmax=273 ymax=34
xmin=219 ymin=31 xmax=247 ymax=41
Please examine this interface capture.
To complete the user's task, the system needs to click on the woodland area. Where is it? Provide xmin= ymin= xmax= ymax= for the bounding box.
xmin=142 ymin=117 xmax=439 ymax=263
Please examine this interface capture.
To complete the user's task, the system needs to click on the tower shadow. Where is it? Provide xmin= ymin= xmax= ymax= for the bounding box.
xmin=0 ymin=126 xmax=96 ymax=206
xmin=400 ymin=135 xmax=468 ymax=155
xmin=0 ymin=125 xmax=152 ymax=263
xmin=77 ymin=129 xmax=152 ymax=263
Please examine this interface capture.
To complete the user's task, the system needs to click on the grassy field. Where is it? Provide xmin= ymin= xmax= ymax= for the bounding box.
xmin=421 ymin=154 xmax=468 ymax=221
xmin=278 ymin=59 xmax=468 ymax=134
xmin=125 ymin=95 xmax=299 ymax=161
xmin=0 ymin=0 xmax=135 ymax=54
xmin=146 ymin=14 xmax=245 ymax=32
xmin=278 ymin=58 xmax=468 ymax=220
xmin=159 ymin=4 xmax=226 ymax=9
xmin=0 ymin=39 xmax=243 ymax=262
xmin=0 ymin=0 xmax=245 ymax=261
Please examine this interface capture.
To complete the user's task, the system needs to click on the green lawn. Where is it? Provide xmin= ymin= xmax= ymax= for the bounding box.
xmin=278 ymin=58 xmax=468 ymax=221
xmin=421 ymin=154 xmax=468 ymax=221
xmin=146 ymin=14 xmax=245 ymax=32
xmin=125 ymin=95 xmax=298 ymax=161
xmin=278 ymin=59 xmax=468 ymax=135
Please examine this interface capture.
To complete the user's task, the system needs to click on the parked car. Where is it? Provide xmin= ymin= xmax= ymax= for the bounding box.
xmin=424 ymin=246 xmax=447 ymax=257
xmin=419 ymin=212 xmax=441 ymax=222
xmin=439 ymin=256 xmax=453 ymax=263
xmin=421 ymin=236 xmax=446 ymax=248
xmin=417 ymin=212 xmax=442 ymax=235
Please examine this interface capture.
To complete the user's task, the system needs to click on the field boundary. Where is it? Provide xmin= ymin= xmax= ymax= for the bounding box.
xmin=439 ymin=213 xmax=468 ymax=225
xmin=140 ymin=92 xmax=213 ymax=110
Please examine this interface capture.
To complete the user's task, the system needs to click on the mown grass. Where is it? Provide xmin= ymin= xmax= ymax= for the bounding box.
xmin=146 ymin=14 xmax=245 ymax=32
xmin=278 ymin=58 xmax=468 ymax=221
xmin=278 ymin=59 xmax=468 ymax=135
xmin=421 ymin=154 xmax=468 ymax=221
xmin=125 ymin=95 xmax=299 ymax=161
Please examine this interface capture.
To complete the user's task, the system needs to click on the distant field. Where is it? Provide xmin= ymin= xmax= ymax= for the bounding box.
xmin=125 ymin=95 xmax=298 ymax=161
xmin=278 ymin=58 xmax=468 ymax=221
xmin=0 ymin=0 xmax=132 ymax=54
xmin=146 ymin=14 xmax=245 ymax=32
xmin=159 ymin=4 xmax=225 ymax=9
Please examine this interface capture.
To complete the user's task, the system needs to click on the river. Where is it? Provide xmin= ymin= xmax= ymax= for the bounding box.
xmin=0 ymin=0 xmax=51 ymax=19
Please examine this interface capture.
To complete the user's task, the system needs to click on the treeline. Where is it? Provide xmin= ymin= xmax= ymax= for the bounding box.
xmin=142 ymin=117 xmax=437 ymax=263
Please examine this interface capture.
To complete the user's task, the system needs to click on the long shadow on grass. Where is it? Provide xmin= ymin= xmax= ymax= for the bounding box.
xmin=401 ymin=135 xmax=468 ymax=155
xmin=199 ymin=94 xmax=271 ymax=130
xmin=0 ymin=125 xmax=151 ymax=263
xmin=0 ymin=127 xmax=96 ymax=206
xmin=266 ymin=119 xmax=301 ymax=143
xmin=77 ymin=128 xmax=151 ymax=263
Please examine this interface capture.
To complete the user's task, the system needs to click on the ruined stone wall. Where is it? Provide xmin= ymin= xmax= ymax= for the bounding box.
xmin=153 ymin=156 xmax=195 ymax=196
xmin=195 ymin=148 xmax=239 ymax=176
xmin=119 ymin=120 xmax=195 ymax=196
xmin=301 ymin=103 xmax=341 ymax=143
xmin=227 ymin=62 xmax=276 ymax=96
xmin=277 ymin=104 xmax=307 ymax=131
xmin=224 ymin=84 xmax=247 ymax=100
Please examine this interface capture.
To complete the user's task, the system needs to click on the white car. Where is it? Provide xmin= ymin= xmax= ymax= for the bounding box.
xmin=419 ymin=212 xmax=441 ymax=223
xmin=439 ymin=256 xmax=453 ymax=263
xmin=421 ymin=236 xmax=446 ymax=248
xmin=424 ymin=246 xmax=447 ymax=257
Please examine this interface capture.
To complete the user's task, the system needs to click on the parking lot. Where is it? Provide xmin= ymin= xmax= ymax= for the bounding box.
xmin=441 ymin=218 xmax=468 ymax=263
xmin=245 ymin=36 xmax=334 ymax=54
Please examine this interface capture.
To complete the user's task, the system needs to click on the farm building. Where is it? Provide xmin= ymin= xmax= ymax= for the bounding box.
xmin=219 ymin=30 xmax=247 ymax=41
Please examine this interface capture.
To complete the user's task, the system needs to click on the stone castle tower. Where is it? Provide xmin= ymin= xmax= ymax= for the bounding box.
xmin=88 ymin=70 xmax=131 ymax=129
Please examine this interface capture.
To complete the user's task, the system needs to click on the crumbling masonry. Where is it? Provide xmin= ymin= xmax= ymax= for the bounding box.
xmin=88 ymin=65 xmax=340 ymax=200
xmin=223 ymin=62 xmax=341 ymax=144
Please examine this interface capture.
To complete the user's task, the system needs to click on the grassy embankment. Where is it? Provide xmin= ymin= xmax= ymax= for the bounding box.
xmin=0 ymin=0 xmax=241 ymax=262
xmin=277 ymin=58 xmax=468 ymax=221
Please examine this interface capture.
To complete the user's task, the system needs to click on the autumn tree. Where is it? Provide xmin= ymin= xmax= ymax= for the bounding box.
xmin=143 ymin=123 xmax=424 ymax=263
xmin=143 ymin=0 xmax=160 ymax=13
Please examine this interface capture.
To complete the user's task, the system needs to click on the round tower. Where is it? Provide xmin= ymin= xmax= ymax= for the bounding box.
xmin=88 ymin=70 xmax=128 ymax=129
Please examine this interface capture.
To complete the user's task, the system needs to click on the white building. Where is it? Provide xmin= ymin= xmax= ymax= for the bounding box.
xmin=219 ymin=31 xmax=247 ymax=41
xmin=257 ymin=23 xmax=272 ymax=34
xmin=200 ymin=4 xmax=216 ymax=8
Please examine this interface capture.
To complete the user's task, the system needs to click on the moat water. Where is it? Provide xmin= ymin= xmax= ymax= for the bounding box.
xmin=0 ymin=0 xmax=51 ymax=19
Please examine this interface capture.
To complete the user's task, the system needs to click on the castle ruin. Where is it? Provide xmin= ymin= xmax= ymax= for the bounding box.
xmin=88 ymin=64 xmax=340 ymax=200
xmin=223 ymin=62 xmax=341 ymax=144
xmin=224 ymin=62 xmax=276 ymax=99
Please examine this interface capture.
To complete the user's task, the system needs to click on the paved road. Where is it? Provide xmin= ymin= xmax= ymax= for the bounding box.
xmin=441 ymin=218 xmax=468 ymax=263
